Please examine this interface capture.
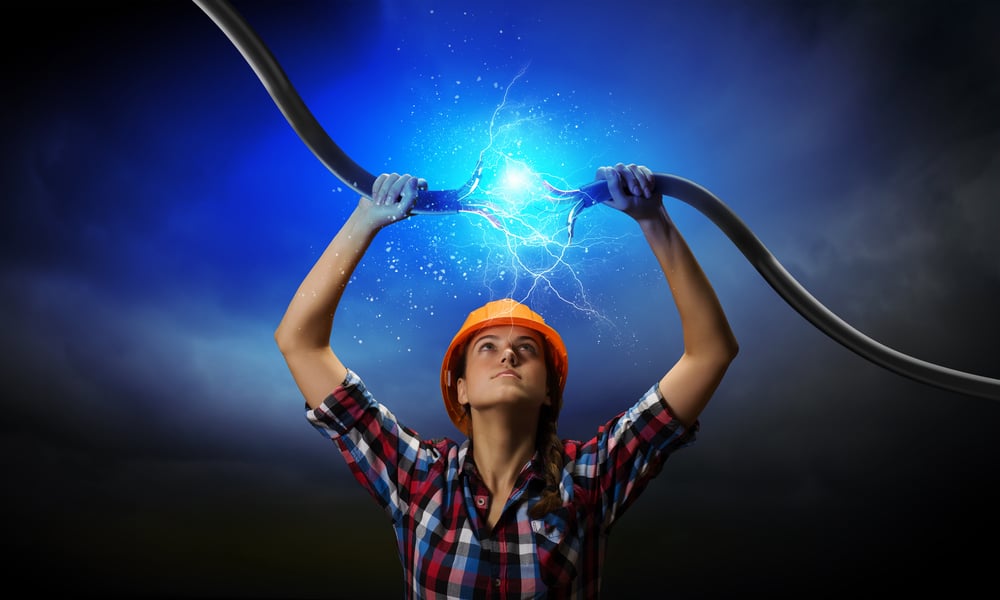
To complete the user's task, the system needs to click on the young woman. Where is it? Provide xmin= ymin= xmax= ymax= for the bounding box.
xmin=275 ymin=163 xmax=738 ymax=598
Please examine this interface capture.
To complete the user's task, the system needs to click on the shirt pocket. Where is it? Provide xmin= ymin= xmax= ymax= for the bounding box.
xmin=531 ymin=504 xmax=581 ymax=589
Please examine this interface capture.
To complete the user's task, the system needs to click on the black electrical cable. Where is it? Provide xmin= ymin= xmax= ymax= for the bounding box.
xmin=192 ymin=0 xmax=1000 ymax=401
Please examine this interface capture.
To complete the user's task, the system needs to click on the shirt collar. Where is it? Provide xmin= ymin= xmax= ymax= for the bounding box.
xmin=458 ymin=439 xmax=544 ymax=484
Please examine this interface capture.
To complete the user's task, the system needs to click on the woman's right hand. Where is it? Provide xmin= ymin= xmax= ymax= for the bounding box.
xmin=357 ymin=172 xmax=428 ymax=231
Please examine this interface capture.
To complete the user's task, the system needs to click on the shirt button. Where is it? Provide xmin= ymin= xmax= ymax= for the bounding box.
xmin=476 ymin=497 xmax=487 ymax=507
xmin=494 ymin=578 xmax=501 ymax=587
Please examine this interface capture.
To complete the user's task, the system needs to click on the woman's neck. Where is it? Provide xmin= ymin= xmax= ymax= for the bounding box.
xmin=469 ymin=423 xmax=536 ymax=495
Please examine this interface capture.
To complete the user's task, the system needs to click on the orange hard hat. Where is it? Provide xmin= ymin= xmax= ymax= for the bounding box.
xmin=440 ymin=298 xmax=568 ymax=436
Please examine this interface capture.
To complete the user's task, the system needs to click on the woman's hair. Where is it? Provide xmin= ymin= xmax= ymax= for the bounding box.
xmin=527 ymin=361 xmax=565 ymax=519
xmin=455 ymin=341 xmax=565 ymax=519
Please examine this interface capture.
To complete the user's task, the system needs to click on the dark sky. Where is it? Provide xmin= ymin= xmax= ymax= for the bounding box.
xmin=3 ymin=0 xmax=999 ymax=598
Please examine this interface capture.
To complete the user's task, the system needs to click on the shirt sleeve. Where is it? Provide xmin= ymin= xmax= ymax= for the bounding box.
xmin=305 ymin=369 xmax=441 ymax=523
xmin=571 ymin=382 xmax=698 ymax=529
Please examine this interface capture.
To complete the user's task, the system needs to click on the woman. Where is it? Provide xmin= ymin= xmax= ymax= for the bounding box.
xmin=275 ymin=163 xmax=738 ymax=598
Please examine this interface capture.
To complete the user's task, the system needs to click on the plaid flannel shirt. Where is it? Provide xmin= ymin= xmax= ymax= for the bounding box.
xmin=307 ymin=369 xmax=696 ymax=599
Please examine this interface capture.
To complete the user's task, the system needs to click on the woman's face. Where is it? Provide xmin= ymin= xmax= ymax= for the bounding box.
xmin=456 ymin=324 xmax=551 ymax=414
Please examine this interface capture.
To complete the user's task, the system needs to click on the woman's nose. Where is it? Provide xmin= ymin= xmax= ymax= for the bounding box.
xmin=500 ymin=346 xmax=518 ymax=365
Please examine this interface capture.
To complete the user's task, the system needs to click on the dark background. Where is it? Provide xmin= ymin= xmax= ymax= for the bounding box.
xmin=3 ymin=1 xmax=998 ymax=597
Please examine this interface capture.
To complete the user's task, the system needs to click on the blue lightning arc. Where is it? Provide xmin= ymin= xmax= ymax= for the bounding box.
xmin=441 ymin=69 xmax=610 ymax=315
xmin=192 ymin=0 xmax=1000 ymax=402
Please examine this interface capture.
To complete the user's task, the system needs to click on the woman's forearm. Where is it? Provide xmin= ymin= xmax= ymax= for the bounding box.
xmin=275 ymin=207 xmax=379 ymax=355
xmin=275 ymin=174 xmax=422 ymax=408
xmin=640 ymin=204 xmax=738 ymax=425
xmin=640 ymin=205 xmax=738 ymax=361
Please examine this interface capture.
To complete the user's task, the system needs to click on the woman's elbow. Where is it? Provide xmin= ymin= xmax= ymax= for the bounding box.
xmin=711 ymin=332 xmax=740 ymax=372
xmin=274 ymin=323 xmax=299 ymax=356
xmin=724 ymin=334 xmax=740 ymax=363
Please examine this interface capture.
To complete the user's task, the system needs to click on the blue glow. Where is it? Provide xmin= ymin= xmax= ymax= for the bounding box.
xmin=407 ymin=67 xmax=623 ymax=320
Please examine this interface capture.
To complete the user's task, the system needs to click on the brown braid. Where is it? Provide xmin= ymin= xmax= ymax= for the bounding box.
xmin=527 ymin=350 xmax=565 ymax=518
xmin=527 ymin=398 xmax=564 ymax=519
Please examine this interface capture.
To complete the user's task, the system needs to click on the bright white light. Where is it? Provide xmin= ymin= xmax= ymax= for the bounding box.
xmin=503 ymin=166 xmax=529 ymax=191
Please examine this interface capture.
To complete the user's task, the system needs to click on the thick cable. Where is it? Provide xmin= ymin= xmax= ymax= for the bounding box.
xmin=192 ymin=0 xmax=1000 ymax=401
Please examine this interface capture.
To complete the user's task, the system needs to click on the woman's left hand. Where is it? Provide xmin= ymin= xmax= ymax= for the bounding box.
xmin=595 ymin=163 xmax=662 ymax=222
